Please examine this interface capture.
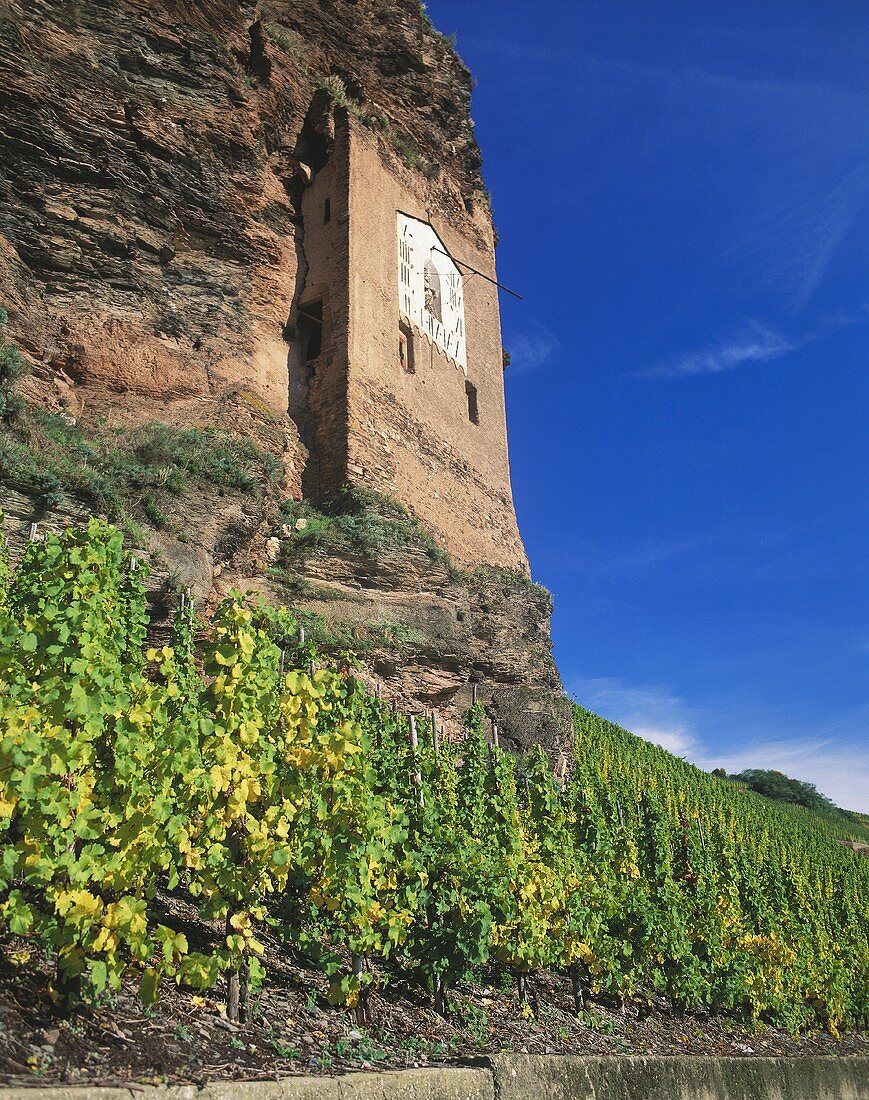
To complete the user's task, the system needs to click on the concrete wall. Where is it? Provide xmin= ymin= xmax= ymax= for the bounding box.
xmin=487 ymin=1055 xmax=869 ymax=1099
xmin=2 ymin=1057 xmax=865 ymax=1100
xmin=340 ymin=115 xmax=528 ymax=574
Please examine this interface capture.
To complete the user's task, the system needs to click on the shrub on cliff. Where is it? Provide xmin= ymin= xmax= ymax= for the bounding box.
xmin=0 ymin=309 xmax=25 ymax=423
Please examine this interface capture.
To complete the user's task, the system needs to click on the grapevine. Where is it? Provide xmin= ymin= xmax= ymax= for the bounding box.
xmin=0 ymin=520 xmax=866 ymax=1035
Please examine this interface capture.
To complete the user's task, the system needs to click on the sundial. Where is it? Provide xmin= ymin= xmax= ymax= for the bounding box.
xmin=397 ymin=212 xmax=467 ymax=371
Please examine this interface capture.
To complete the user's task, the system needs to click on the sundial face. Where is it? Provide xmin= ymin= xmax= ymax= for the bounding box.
xmin=397 ymin=212 xmax=467 ymax=371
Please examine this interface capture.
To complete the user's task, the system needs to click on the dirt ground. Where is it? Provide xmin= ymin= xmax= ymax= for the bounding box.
xmin=0 ymin=912 xmax=866 ymax=1090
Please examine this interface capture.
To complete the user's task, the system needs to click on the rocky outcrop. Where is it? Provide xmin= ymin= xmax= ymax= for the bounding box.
xmin=257 ymin=543 xmax=572 ymax=765
xmin=836 ymin=839 xmax=869 ymax=858
xmin=0 ymin=0 xmax=482 ymax=435
xmin=1 ymin=482 xmax=572 ymax=764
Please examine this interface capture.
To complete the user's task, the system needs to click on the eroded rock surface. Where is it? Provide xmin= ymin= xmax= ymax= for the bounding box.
xmin=0 ymin=0 xmax=481 ymax=430
xmin=256 ymin=544 xmax=572 ymax=765
xmin=2 ymin=484 xmax=572 ymax=763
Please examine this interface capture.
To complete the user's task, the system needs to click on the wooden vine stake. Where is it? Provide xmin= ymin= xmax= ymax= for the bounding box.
xmin=434 ymin=975 xmax=448 ymax=1017
xmin=570 ymin=964 xmax=587 ymax=1014
xmin=408 ymin=714 xmax=424 ymax=808
xmin=225 ymin=827 xmax=249 ymax=1023
xmin=351 ymin=952 xmax=368 ymax=1025
xmin=430 ymin=710 xmax=440 ymax=755
xmin=226 ymin=934 xmax=241 ymax=1021
xmin=492 ymin=722 xmax=499 ymax=749
xmin=224 ymin=930 xmax=244 ymax=1023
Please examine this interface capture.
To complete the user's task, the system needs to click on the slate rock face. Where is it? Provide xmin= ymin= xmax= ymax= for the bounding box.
xmin=0 ymin=0 xmax=573 ymax=762
xmin=3 ymin=479 xmax=573 ymax=763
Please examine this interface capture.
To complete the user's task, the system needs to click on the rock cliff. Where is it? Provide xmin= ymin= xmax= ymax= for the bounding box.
xmin=0 ymin=0 xmax=482 ymax=434
xmin=0 ymin=0 xmax=572 ymax=761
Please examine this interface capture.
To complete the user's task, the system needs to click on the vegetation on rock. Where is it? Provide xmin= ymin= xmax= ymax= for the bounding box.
xmin=0 ymin=310 xmax=25 ymax=424
xmin=0 ymin=317 xmax=281 ymax=530
xmin=277 ymin=487 xmax=454 ymax=569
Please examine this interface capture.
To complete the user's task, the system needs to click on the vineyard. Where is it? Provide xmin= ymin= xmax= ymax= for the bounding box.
xmin=0 ymin=519 xmax=867 ymax=1046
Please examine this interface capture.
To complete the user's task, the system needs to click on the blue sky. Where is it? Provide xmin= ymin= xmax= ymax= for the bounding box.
xmin=425 ymin=0 xmax=869 ymax=811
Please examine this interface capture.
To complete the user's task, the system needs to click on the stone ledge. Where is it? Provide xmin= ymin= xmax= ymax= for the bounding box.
xmin=486 ymin=1055 xmax=868 ymax=1100
xmin=0 ymin=1057 xmax=865 ymax=1100
xmin=0 ymin=1066 xmax=491 ymax=1100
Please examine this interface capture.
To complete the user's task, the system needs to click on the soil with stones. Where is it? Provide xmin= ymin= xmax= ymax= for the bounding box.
xmin=0 ymin=900 xmax=865 ymax=1089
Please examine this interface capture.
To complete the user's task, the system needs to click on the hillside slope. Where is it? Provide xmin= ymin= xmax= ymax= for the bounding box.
xmin=574 ymin=703 xmax=869 ymax=848
xmin=0 ymin=520 xmax=866 ymax=1091
xmin=722 ymin=769 xmax=869 ymax=846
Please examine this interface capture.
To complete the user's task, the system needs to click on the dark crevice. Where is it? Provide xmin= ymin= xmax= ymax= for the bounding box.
xmin=283 ymin=170 xmax=320 ymax=501
xmin=247 ymin=19 xmax=272 ymax=83
xmin=122 ymin=103 xmax=146 ymax=150
xmin=295 ymin=90 xmax=335 ymax=173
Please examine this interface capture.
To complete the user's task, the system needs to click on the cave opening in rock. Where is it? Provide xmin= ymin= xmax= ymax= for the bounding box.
xmin=299 ymin=300 xmax=323 ymax=363
xmin=298 ymin=90 xmax=335 ymax=173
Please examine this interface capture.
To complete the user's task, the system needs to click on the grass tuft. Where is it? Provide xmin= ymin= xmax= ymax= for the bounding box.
xmin=0 ymin=409 xmax=282 ymax=528
xmin=277 ymin=486 xmax=455 ymax=570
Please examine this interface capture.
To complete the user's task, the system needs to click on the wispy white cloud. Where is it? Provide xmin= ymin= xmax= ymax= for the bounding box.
xmin=558 ymin=534 xmax=715 ymax=580
xmin=504 ymin=326 xmax=560 ymax=373
xmin=643 ymin=301 xmax=869 ymax=381
xmin=786 ymin=164 xmax=869 ymax=308
xmin=746 ymin=181 xmax=867 ymax=315
xmin=557 ymin=51 xmax=869 ymax=311
xmin=705 ymin=736 xmax=869 ymax=816
xmin=646 ymin=321 xmax=798 ymax=379
xmin=632 ymin=726 xmax=700 ymax=758
xmin=823 ymin=300 xmax=869 ymax=327
xmin=596 ymin=536 xmax=711 ymax=573
xmin=475 ymin=33 xmax=869 ymax=309
xmin=568 ymin=676 xmax=869 ymax=813
xmin=616 ymin=64 xmax=869 ymax=310
xmin=569 ymin=677 xmax=699 ymax=758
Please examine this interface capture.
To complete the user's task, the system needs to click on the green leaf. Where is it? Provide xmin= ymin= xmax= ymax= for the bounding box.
xmin=140 ymin=967 xmax=160 ymax=1005
xmin=89 ymin=959 xmax=108 ymax=995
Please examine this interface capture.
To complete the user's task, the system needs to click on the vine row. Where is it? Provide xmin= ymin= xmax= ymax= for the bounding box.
xmin=0 ymin=519 xmax=866 ymax=1034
